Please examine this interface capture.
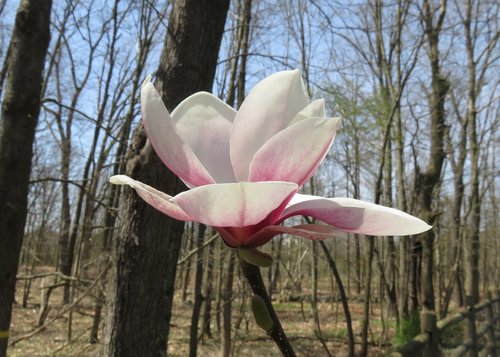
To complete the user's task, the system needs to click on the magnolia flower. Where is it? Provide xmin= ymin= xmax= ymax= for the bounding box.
xmin=110 ymin=70 xmax=431 ymax=248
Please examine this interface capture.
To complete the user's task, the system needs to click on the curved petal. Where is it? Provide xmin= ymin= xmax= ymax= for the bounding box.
xmin=171 ymin=92 xmax=236 ymax=183
xmin=109 ymin=175 xmax=193 ymax=221
xmin=249 ymin=117 xmax=341 ymax=186
xmin=230 ymin=70 xmax=310 ymax=181
xmin=214 ymin=227 xmax=242 ymax=248
xmin=281 ymin=194 xmax=432 ymax=236
xmin=172 ymin=181 xmax=298 ymax=227
xmin=289 ymin=99 xmax=325 ymax=125
xmin=141 ymin=77 xmax=215 ymax=187
xmin=244 ymin=224 xmax=344 ymax=247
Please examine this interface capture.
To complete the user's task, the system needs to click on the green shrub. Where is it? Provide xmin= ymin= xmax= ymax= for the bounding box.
xmin=393 ymin=313 xmax=420 ymax=346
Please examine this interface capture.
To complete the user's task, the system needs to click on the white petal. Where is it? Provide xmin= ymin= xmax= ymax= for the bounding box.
xmin=230 ymin=70 xmax=310 ymax=181
xmin=172 ymin=92 xmax=236 ymax=183
xmin=249 ymin=117 xmax=340 ymax=186
xmin=172 ymin=181 xmax=298 ymax=227
xmin=281 ymin=194 xmax=432 ymax=236
xmin=109 ymin=175 xmax=193 ymax=221
xmin=289 ymin=99 xmax=325 ymax=125
xmin=141 ymin=77 xmax=215 ymax=187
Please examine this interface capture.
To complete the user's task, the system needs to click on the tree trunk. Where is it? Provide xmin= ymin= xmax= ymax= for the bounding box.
xmin=360 ymin=236 xmax=375 ymax=357
xmin=188 ymin=224 xmax=206 ymax=357
xmin=182 ymin=225 xmax=195 ymax=302
xmin=0 ymin=1 xmax=52 ymax=355
xmin=464 ymin=0 xmax=480 ymax=306
xmin=442 ymin=93 xmax=467 ymax=314
xmin=101 ymin=0 xmax=229 ymax=356
xmin=319 ymin=241 xmax=355 ymax=357
xmin=415 ymin=1 xmax=448 ymax=346
xmin=201 ymin=235 xmax=216 ymax=339
xmin=221 ymin=252 xmax=235 ymax=357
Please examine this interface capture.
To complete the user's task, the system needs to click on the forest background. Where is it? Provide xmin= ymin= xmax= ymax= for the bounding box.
xmin=0 ymin=0 xmax=498 ymax=356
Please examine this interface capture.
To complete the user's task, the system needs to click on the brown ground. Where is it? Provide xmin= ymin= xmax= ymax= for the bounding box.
xmin=7 ymin=268 xmax=396 ymax=356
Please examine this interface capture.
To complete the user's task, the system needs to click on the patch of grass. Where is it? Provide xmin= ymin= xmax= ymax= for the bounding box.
xmin=272 ymin=302 xmax=300 ymax=311
xmin=371 ymin=317 xmax=396 ymax=329
xmin=393 ymin=313 xmax=420 ymax=346
xmin=324 ymin=327 xmax=348 ymax=340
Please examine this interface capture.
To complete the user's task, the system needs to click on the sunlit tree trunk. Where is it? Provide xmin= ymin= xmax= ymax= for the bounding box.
xmin=414 ymin=3 xmax=448 ymax=355
xmin=101 ymin=0 xmax=229 ymax=355
xmin=442 ymin=92 xmax=467 ymax=314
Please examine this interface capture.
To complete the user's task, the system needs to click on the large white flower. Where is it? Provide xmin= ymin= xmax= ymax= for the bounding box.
xmin=110 ymin=70 xmax=431 ymax=247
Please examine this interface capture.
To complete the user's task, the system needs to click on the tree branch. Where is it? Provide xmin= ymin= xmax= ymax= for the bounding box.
xmin=240 ymin=260 xmax=296 ymax=357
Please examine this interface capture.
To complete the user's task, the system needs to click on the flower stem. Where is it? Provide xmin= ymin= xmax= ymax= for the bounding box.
xmin=240 ymin=260 xmax=297 ymax=357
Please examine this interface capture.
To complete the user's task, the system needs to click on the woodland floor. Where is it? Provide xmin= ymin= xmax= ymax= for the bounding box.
xmin=8 ymin=267 xmax=402 ymax=357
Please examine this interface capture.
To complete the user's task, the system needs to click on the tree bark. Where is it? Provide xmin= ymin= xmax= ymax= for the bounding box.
xmin=101 ymin=1 xmax=229 ymax=356
xmin=188 ymin=224 xmax=206 ymax=357
xmin=221 ymin=251 xmax=235 ymax=357
xmin=0 ymin=1 xmax=52 ymax=356
xmin=201 ymin=234 xmax=216 ymax=339
xmin=415 ymin=2 xmax=448 ymax=348
xmin=463 ymin=0 xmax=480 ymax=306
xmin=360 ymin=236 xmax=375 ymax=357
xmin=319 ymin=241 xmax=355 ymax=357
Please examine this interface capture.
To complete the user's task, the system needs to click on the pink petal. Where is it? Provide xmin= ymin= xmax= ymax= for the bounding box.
xmin=244 ymin=224 xmax=344 ymax=247
xmin=141 ymin=77 xmax=215 ymax=187
xmin=281 ymin=194 xmax=432 ymax=236
xmin=230 ymin=70 xmax=310 ymax=181
xmin=214 ymin=227 xmax=242 ymax=248
xmin=172 ymin=181 xmax=298 ymax=227
xmin=109 ymin=175 xmax=193 ymax=221
xmin=249 ymin=117 xmax=341 ymax=186
xmin=171 ymin=92 xmax=236 ymax=183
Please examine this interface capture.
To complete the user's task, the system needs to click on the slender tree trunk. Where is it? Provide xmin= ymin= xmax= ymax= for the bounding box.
xmin=395 ymin=104 xmax=411 ymax=321
xmin=269 ymin=237 xmax=282 ymax=300
xmin=442 ymin=97 xmax=467 ymax=314
xmin=215 ymin=239 xmax=224 ymax=334
xmin=464 ymin=0 xmax=480 ymax=306
xmin=221 ymin=252 xmax=235 ymax=357
xmin=182 ymin=226 xmax=194 ymax=302
xmin=319 ymin=241 xmax=355 ymax=357
xmin=58 ymin=136 xmax=72 ymax=303
xmin=0 ymin=1 xmax=51 ymax=355
xmin=189 ymin=224 xmax=206 ymax=357
xmin=415 ymin=4 xmax=448 ymax=354
xmin=236 ymin=0 xmax=251 ymax=106
xmin=310 ymin=241 xmax=331 ymax=356
xmin=360 ymin=236 xmax=375 ymax=357
xmin=353 ymin=137 xmax=362 ymax=294
xmin=201 ymin=236 xmax=215 ymax=339
xmin=101 ymin=1 xmax=229 ymax=356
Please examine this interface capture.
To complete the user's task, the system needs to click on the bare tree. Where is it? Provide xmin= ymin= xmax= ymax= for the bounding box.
xmin=412 ymin=1 xmax=449 ymax=354
xmin=0 ymin=1 xmax=52 ymax=356
xmin=460 ymin=0 xmax=499 ymax=306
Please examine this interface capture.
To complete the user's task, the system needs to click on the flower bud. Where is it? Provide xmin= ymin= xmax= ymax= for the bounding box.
xmin=251 ymin=295 xmax=274 ymax=332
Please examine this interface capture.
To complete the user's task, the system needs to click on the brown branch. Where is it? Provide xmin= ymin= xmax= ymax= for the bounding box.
xmin=177 ymin=234 xmax=218 ymax=265
xmin=240 ymin=260 xmax=296 ymax=357
xmin=8 ymin=262 xmax=110 ymax=347
xmin=16 ymin=271 xmax=92 ymax=285
xmin=319 ymin=241 xmax=355 ymax=357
